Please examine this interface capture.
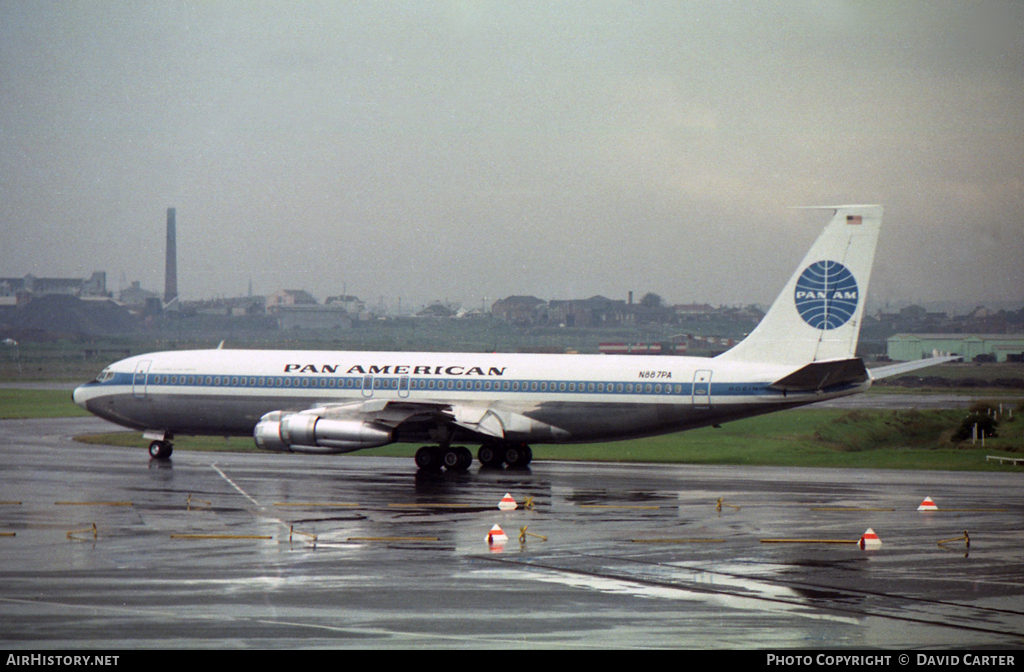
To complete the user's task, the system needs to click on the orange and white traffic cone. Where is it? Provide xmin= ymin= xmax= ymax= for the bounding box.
xmin=486 ymin=524 xmax=509 ymax=545
xmin=859 ymin=528 xmax=882 ymax=550
xmin=498 ymin=493 xmax=517 ymax=511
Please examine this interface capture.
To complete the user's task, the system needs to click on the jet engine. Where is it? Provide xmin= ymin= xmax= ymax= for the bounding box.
xmin=254 ymin=410 xmax=393 ymax=454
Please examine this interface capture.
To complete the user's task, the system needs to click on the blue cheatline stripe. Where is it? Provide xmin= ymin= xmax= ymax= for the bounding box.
xmin=101 ymin=372 xmax=800 ymax=399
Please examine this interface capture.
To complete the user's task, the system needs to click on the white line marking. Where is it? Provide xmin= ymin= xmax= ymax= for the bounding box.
xmin=211 ymin=463 xmax=262 ymax=508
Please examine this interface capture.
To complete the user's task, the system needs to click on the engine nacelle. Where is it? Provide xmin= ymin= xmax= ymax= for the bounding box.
xmin=254 ymin=411 xmax=393 ymax=454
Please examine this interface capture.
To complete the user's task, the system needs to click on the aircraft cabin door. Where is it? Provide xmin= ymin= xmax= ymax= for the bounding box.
xmin=132 ymin=360 xmax=152 ymax=399
xmin=692 ymin=369 xmax=712 ymax=407
xmin=361 ymin=375 xmax=374 ymax=398
xmin=398 ymin=376 xmax=410 ymax=398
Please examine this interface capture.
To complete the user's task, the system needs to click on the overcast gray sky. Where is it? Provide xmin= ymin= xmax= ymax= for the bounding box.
xmin=2 ymin=1 xmax=1021 ymax=312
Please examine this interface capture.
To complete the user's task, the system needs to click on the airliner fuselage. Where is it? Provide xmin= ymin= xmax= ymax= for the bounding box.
xmin=73 ymin=348 xmax=867 ymax=446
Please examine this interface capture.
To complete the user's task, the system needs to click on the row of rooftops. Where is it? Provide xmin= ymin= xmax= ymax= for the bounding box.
xmin=0 ymin=272 xmax=109 ymax=299
xmin=3 ymin=273 xmax=1020 ymax=328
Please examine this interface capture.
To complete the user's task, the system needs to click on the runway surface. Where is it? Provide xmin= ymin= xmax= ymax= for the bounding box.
xmin=1 ymin=416 xmax=1022 ymax=649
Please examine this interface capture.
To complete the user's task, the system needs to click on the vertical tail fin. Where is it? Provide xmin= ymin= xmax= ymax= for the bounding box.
xmin=716 ymin=205 xmax=882 ymax=366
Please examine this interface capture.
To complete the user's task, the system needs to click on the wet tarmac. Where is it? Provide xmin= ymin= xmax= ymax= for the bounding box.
xmin=1 ymin=416 xmax=1023 ymax=649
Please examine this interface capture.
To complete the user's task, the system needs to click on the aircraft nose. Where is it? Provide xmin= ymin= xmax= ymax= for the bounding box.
xmin=72 ymin=385 xmax=88 ymax=410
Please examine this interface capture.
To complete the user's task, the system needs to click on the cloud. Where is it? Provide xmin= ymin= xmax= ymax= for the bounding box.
xmin=0 ymin=2 xmax=1020 ymax=310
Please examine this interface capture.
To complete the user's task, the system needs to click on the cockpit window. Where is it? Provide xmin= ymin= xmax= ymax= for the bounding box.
xmin=94 ymin=368 xmax=115 ymax=383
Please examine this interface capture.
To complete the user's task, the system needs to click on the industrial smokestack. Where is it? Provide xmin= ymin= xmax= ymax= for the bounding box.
xmin=164 ymin=207 xmax=177 ymax=304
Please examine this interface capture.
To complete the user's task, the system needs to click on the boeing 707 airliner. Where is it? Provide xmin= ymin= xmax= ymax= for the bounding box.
xmin=73 ymin=205 xmax=955 ymax=469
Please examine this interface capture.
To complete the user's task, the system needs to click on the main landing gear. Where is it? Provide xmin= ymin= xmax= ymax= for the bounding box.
xmin=478 ymin=442 xmax=532 ymax=469
xmin=414 ymin=445 xmax=473 ymax=471
xmin=148 ymin=440 xmax=173 ymax=459
xmin=414 ymin=443 xmax=533 ymax=471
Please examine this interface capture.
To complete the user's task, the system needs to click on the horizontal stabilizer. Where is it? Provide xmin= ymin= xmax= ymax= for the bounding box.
xmin=868 ymin=355 xmax=962 ymax=380
xmin=769 ymin=358 xmax=868 ymax=392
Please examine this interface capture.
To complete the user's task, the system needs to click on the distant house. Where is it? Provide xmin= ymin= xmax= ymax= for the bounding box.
xmin=966 ymin=306 xmax=992 ymax=319
xmin=548 ymin=296 xmax=631 ymax=327
xmin=672 ymin=303 xmax=718 ymax=323
xmin=264 ymin=289 xmax=352 ymax=329
xmin=118 ymin=281 xmax=160 ymax=307
xmin=492 ymin=296 xmax=547 ymax=325
xmin=228 ymin=296 xmax=266 ymax=316
xmin=416 ymin=303 xmax=457 ymax=318
xmin=266 ymin=289 xmax=318 ymax=311
xmin=733 ymin=304 xmax=766 ymax=321
xmin=673 ymin=303 xmax=716 ymax=316
xmin=185 ymin=296 xmax=266 ymax=317
xmin=900 ymin=304 xmax=928 ymax=320
xmin=872 ymin=304 xmax=949 ymax=332
xmin=325 ymin=294 xmax=367 ymax=317
xmin=455 ymin=307 xmax=485 ymax=319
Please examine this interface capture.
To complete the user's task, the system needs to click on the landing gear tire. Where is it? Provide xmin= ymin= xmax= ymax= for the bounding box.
xmin=415 ymin=446 xmax=443 ymax=471
xmin=477 ymin=444 xmax=504 ymax=468
xmin=441 ymin=446 xmax=472 ymax=471
xmin=148 ymin=441 xmax=173 ymax=459
xmin=504 ymin=443 xmax=532 ymax=468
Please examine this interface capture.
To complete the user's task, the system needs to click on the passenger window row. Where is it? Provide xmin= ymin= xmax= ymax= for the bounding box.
xmin=144 ymin=374 xmax=687 ymax=395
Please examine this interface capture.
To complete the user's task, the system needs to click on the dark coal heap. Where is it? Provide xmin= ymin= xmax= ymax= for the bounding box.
xmin=1 ymin=295 xmax=139 ymax=337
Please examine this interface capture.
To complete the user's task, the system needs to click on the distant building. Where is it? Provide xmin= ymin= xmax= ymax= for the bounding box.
xmin=262 ymin=289 xmax=336 ymax=328
xmin=275 ymin=305 xmax=351 ymax=330
xmin=966 ymin=306 xmax=993 ymax=319
xmin=873 ymin=304 xmax=949 ymax=331
xmin=455 ymin=307 xmax=485 ymax=319
xmin=228 ymin=296 xmax=266 ymax=316
xmin=0 ymin=272 xmax=109 ymax=302
xmin=118 ymin=281 xmax=160 ymax=307
xmin=887 ymin=334 xmax=1024 ymax=363
xmin=735 ymin=305 xmax=766 ymax=321
xmin=416 ymin=303 xmax=457 ymax=318
xmin=266 ymin=289 xmax=318 ymax=311
xmin=673 ymin=303 xmax=716 ymax=317
xmin=185 ymin=296 xmax=266 ymax=317
xmin=492 ymin=296 xmax=547 ymax=325
xmin=548 ymin=296 xmax=632 ymax=327
xmin=599 ymin=342 xmax=664 ymax=355
xmin=325 ymin=294 xmax=368 ymax=319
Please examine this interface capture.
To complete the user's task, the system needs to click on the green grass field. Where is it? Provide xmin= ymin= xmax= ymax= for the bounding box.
xmin=5 ymin=386 xmax=1022 ymax=471
xmin=0 ymin=389 xmax=91 ymax=418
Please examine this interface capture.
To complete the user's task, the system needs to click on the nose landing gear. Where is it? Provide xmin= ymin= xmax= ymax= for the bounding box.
xmin=148 ymin=440 xmax=173 ymax=459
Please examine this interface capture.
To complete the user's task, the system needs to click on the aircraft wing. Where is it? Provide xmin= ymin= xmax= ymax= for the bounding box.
xmin=256 ymin=398 xmax=568 ymax=453
xmin=303 ymin=398 xmax=447 ymax=425
xmin=867 ymin=355 xmax=962 ymax=380
xmin=310 ymin=399 xmax=557 ymax=439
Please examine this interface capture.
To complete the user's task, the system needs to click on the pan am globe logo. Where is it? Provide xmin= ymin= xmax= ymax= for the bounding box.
xmin=794 ymin=260 xmax=859 ymax=330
